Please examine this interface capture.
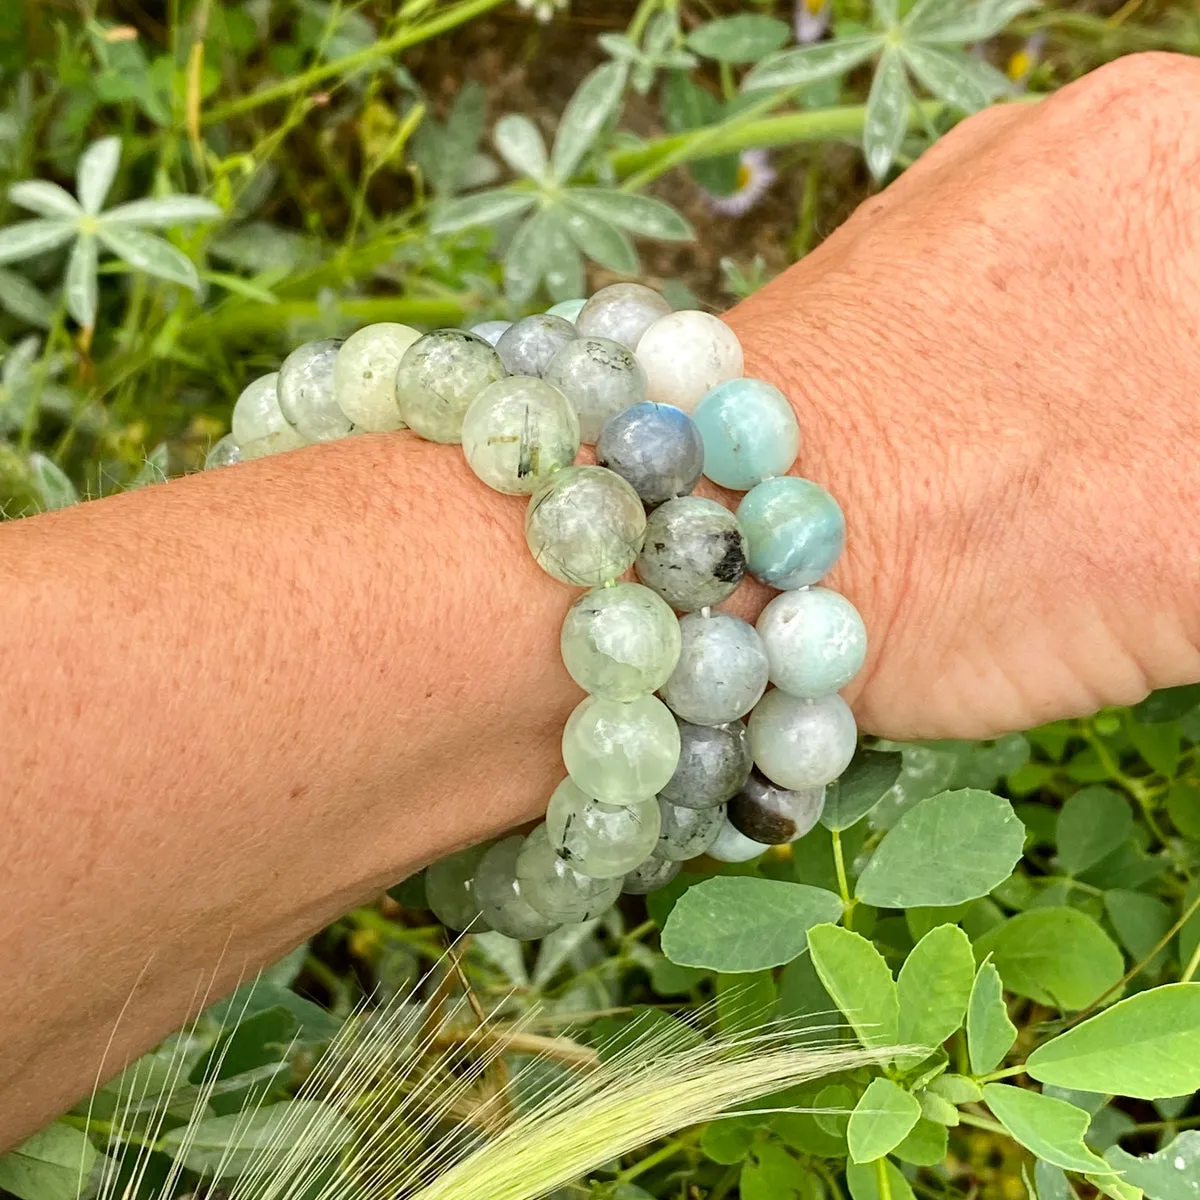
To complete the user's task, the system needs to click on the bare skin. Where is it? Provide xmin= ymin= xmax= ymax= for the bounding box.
xmin=3 ymin=51 xmax=1200 ymax=1149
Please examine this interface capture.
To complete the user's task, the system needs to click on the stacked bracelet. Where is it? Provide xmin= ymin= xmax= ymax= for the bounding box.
xmin=208 ymin=281 xmax=866 ymax=941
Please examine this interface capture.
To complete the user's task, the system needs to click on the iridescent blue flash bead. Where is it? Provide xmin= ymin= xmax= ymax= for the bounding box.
xmin=596 ymin=402 xmax=704 ymax=508
xmin=736 ymin=476 xmax=846 ymax=590
xmin=693 ymin=377 xmax=801 ymax=491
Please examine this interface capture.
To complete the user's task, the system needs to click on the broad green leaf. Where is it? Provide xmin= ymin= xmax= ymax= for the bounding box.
xmin=1105 ymin=889 xmax=1173 ymax=975
xmin=1035 ymin=1161 xmax=1080 ymax=1200
xmin=863 ymin=48 xmax=912 ymax=182
xmin=1182 ymin=881 xmax=1200 ymax=973
xmin=808 ymin=922 xmax=898 ymax=1049
xmin=1107 ymin=1131 xmax=1200 ymax=1200
xmin=64 ymin=232 xmax=97 ymax=327
xmin=743 ymin=36 xmax=883 ymax=92
xmin=661 ymin=877 xmax=842 ymax=972
xmin=1088 ymin=1176 xmax=1142 ymax=1200
xmin=966 ymin=958 xmax=1017 ymax=1073
xmin=1056 ymin=786 xmax=1133 ymax=876
xmin=97 ymin=225 xmax=200 ymax=291
xmin=848 ymin=1078 xmax=921 ymax=1163
xmin=893 ymin=1118 xmax=948 ymax=1167
xmin=822 ymin=747 xmax=903 ymax=831
xmin=1133 ymin=683 xmax=1200 ymax=724
xmin=540 ymin=208 xmax=585 ymax=302
xmin=740 ymin=1139 xmax=819 ymax=1200
xmin=0 ymin=219 xmax=75 ymax=265
xmin=779 ymin=951 xmax=842 ymax=1044
xmin=0 ymin=1124 xmax=97 ymax=1200
xmin=102 ymin=195 xmax=223 ymax=226
xmin=502 ymin=210 xmax=551 ymax=302
xmin=873 ymin=0 xmax=901 ymax=26
xmin=8 ymin=180 xmax=80 ymax=218
xmin=687 ymin=15 xmax=791 ymax=64
xmin=551 ymin=61 xmax=627 ymax=181
xmin=919 ymin=1090 xmax=959 ymax=1126
xmin=659 ymin=71 xmax=740 ymax=195
xmin=29 ymin=453 xmax=78 ymax=510
xmin=564 ymin=187 xmax=692 ymax=241
xmin=927 ymin=1074 xmax=982 ymax=1106
xmin=914 ymin=0 xmax=1039 ymax=43
xmin=901 ymin=45 xmax=1009 ymax=111
xmin=205 ymin=980 xmax=342 ymax=1044
xmin=561 ymin=203 xmax=639 ymax=274
xmin=0 ymin=268 xmax=52 ymax=327
xmin=1026 ymin=983 xmax=1200 ymax=1099
xmin=856 ymin=789 xmax=1025 ymax=908
xmin=974 ymin=907 xmax=1124 ymax=1010
xmin=701 ymin=1116 xmax=758 ymax=1164
xmin=430 ymin=189 xmax=536 ymax=235
xmin=897 ymin=924 xmax=974 ymax=1057
xmin=716 ymin=970 xmax=777 ymax=1038
xmin=1128 ymin=719 xmax=1182 ymax=776
xmin=982 ymin=1084 xmax=1113 ymax=1175
xmin=76 ymin=136 xmax=121 ymax=214
xmin=845 ymin=1158 xmax=917 ymax=1200
xmin=1167 ymin=777 xmax=1200 ymax=839
xmin=493 ymin=114 xmax=549 ymax=180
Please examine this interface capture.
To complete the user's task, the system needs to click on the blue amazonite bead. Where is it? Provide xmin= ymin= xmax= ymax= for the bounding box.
xmin=596 ymin=402 xmax=704 ymax=507
xmin=736 ymin=476 xmax=845 ymax=590
xmin=693 ymin=377 xmax=801 ymax=491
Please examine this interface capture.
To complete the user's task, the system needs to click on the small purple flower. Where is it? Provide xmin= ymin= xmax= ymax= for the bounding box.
xmin=703 ymin=150 xmax=777 ymax=218
xmin=794 ymin=0 xmax=831 ymax=44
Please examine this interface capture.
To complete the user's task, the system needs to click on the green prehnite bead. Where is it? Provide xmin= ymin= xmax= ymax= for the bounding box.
xmin=425 ymin=844 xmax=492 ymax=932
xmin=232 ymin=372 xmax=306 ymax=459
xmin=473 ymin=835 xmax=559 ymax=939
xmin=525 ymin=465 xmax=647 ymax=586
xmin=470 ymin=320 xmax=511 ymax=347
xmin=333 ymin=323 xmax=420 ymax=432
xmin=543 ymin=336 xmax=647 ymax=444
xmin=546 ymin=298 xmax=587 ymax=323
xmin=560 ymin=582 xmax=681 ymax=700
xmin=278 ymin=339 xmax=351 ymax=443
xmin=656 ymin=797 xmax=725 ymax=861
xmin=397 ymin=329 xmax=506 ymax=444
xmin=516 ymin=824 xmax=622 ymax=923
xmin=204 ymin=433 xmax=243 ymax=470
xmin=562 ymin=694 xmax=681 ymax=804
xmin=461 ymin=376 xmax=580 ymax=495
xmin=622 ymin=853 xmax=681 ymax=895
xmin=546 ymin=779 xmax=661 ymax=878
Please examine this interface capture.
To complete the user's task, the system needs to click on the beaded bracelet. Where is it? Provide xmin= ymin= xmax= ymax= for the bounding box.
xmin=207 ymin=282 xmax=866 ymax=941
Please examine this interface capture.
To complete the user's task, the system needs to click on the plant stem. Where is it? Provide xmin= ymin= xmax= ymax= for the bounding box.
xmin=876 ymin=1155 xmax=893 ymax=1200
xmin=58 ymin=1113 xmax=159 ymax=1150
xmin=1182 ymin=937 xmax=1200 ymax=984
xmin=978 ymin=1065 xmax=1025 ymax=1083
xmin=831 ymin=829 xmax=852 ymax=910
xmin=958 ymin=1112 xmax=1008 ymax=1137
xmin=615 ymin=1133 xmax=692 ymax=1184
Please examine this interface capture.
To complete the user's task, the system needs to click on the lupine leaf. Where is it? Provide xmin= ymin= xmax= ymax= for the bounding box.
xmin=76 ymin=136 xmax=121 ymax=214
xmin=901 ymin=44 xmax=1010 ymax=111
xmin=551 ymin=62 xmax=627 ymax=181
xmin=915 ymin=0 xmax=1041 ymax=44
xmin=431 ymin=188 xmax=536 ymax=235
xmin=97 ymin=225 xmax=201 ymax=291
xmin=64 ymin=233 xmax=97 ymax=327
xmin=0 ymin=220 xmax=75 ymax=265
xmin=102 ymin=195 xmax=223 ymax=226
xmin=561 ymin=202 xmax=639 ymax=274
xmin=742 ymin=36 xmax=882 ymax=92
xmin=28 ymin=453 xmax=78 ymax=510
xmin=863 ymin=48 xmax=912 ymax=181
xmin=564 ymin=188 xmax=693 ymax=240
xmin=8 ymin=180 xmax=80 ymax=218
xmin=0 ymin=268 xmax=53 ymax=326
xmin=493 ymin=114 xmax=549 ymax=180
xmin=1106 ymin=1131 xmax=1200 ymax=1200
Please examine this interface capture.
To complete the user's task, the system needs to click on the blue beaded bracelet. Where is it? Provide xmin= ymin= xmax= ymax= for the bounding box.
xmin=209 ymin=282 xmax=867 ymax=941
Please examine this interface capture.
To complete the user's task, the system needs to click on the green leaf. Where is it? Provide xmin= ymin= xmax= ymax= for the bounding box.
xmin=1026 ymin=983 xmax=1200 ymax=1099
xmin=822 ymin=747 xmax=904 ymax=831
xmin=76 ymin=136 xmax=121 ymax=214
xmin=102 ymin=195 xmax=223 ymax=227
xmin=856 ymin=789 xmax=1025 ymax=908
xmin=743 ymin=35 xmax=882 ymax=92
xmin=911 ymin=0 xmax=1039 ymax=43
xmin=0 ymin=219 xmax=76 ymax=265
xmin=96 ymin=225 xmax=200 ymax=292
xmin=919 ymin=1090 xmax=959 ymax=1126
xmin=808 ymin=922 xmax=898 ymax=1050
xmin=540 ymin=208 xmax=585 ymax=302
xmin=927 ymin=1074 xmax=982 ymax=1105
xmin=564 ymin=187 xmax=692 ymax=241
xmin=701 ymin=1116 xmax=758 ymax=1164
xmin=1056 ymin=787 xmax=1133 ymax=876
xmin=1105 ymin=889 xmax=1173 ymax=976
xmin=0 ymin=1124 xmax=97 ymax=1200
xmin=64 ymin=232 xmax=97 ymax=327
xmin=8 ymin=180 xmax=80 ymax=219
xmin=128 ymin=442 xmax=168 ymax=489
xmin=974 ymin=907 xmax=1124 ymax=1010
xmin=1035 ymin=1161 xmax=1080 ymax=1200
xmin=893 ymin=1118 xmax=948 ymax=1167
xmin=205 ymin=981 xmax=342 ymax=1045
xmin=901 ymin=44 xmax=1009 ymax=111
xmin=29 ymin=452 xmax=78 ymax=510
xmin=897 ymin=924 xmax=974 ymax=1057
xmin=560 ymin=202 xmax=639 ymax=274
xmin=716 ymin=970 xmax=777 ymax=1038
xmin=848 ymin=1078 xmax=921 ymax=1163
xmin=551 ymin=61 xmax=627 ymax=181
xmin=493 ymin=114 xmax=549 ymax=180
xmin=0 ymin=268 xmax=52 ymax=327
xmin=1133 ymin=683 xmax=1200 ymax=724
xmin=1129 ymin=719 xmax=1182 ymax=776
xmin=863 ymin=48 xmax=911 ymax=181
xmin=779 ymin=951 xmax=842 ymax=1044
xmin=430 ymin=188 xmax=536 ymax=235
xmin=687 ymin=15 xmax=791 ymax=64
xmin=873 ymin=0 xmax=901 ymax=25
xmin=845 ymin=1159 xmax=917 ymax=1200
xmin=1167 ymin=778 xmax=1200 ymax=839
xmin=1107 ymin=1131 xmax=1200 ymax=1200
xmin=1088 ymin=1175 xmax=1143 ymax=1200
xmin=740 ymin=1140 xmax=820 ymax=1200
xmin=659 ymin=71 xmax=740 ymax=194
xmin=661 ymin=877 xmax=842 ymax=972
xmin=982 ymin=1084 xmax=1114 ymax=1175
xmin=966 ymin=958 xmax=1016 ymax=1073
xmin=503 ymin=210 xmax=552 ymax=302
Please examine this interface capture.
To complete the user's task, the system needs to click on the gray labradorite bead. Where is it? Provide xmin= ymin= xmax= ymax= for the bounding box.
xmin=707 ymin=817 xmax=772 ymax=863
xmin=622 ymin=853 xmax=681 ymax=895
xmin=657 ymin=797 xmax=726 ymax=861
xmin=516 ymin=824 xmax=622 ymax=924
xmin=546 ymin=779 xmax=662 ymax=878
xmin=659 ymin=718 xmax=753 ymax=810
xmin=204 ymin=434 xmax=243 ymax=470
xmin=596 ymin=402 xmax=704 ymax=508
xmin=397 ymin=329 xmax=506 ymax=444
xmin=277 ymin=338 xmax=351 ymax=443
xmin=635 ymin=496 xmax=747 ymax=612
xmin=660 ymin=611 xmax=769 ymax=727
xmin=728 ymin=769 xmax=826 ymax=845
xmin=473 ymin=835 xmax=559 ymax=940
xmin=543 ymin=336 xmax=647 ymax=444
xmin=425 ymin=844 xmax=492 ymax=932
xmin=469 ymin=320 xmax=512 ymax=347
xmin=748 ymin=689 xmax=858 ymax=790
xmin=496 ymin=313 xmax=578 ymax=378
xmin=576 ymin=282 xmax=671 ymax=351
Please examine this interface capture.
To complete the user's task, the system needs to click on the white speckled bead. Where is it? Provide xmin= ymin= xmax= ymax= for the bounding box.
xmin=473 ymin=835 xmax=559 ymax=940
xmin=425 ymin=844 xmax=492 ymax=932
xmin=707 ymin=817 xmax=771 ymax=864
xmin=546 ymin=779 xmax=662 ymax=877
xmin=204 ymin=433 xmax=243 ymax=470
xmin=546 ymin=298 xmax=587 ymax=322
xmin=660 ymin=612 xmax=769 ymax=727
xmin=232 ymin=372 xmax=307 ymax=459
xmin=756 ymin=587 xmax=867 ymax=699
xmin=635 ymin=496 xmax=747 ymax=612
xmin=278 ymin=339 xmax=351 ymax=443
xmin=525 ymin=465 xmax=646 ymax=586
xmin=622 ymin=853 xmax=681 ymax=895
xmin=562 ymin=693 xmax=681 ymax=804
xmin=496 ymin=314 xmax=578 ymax=377
xmin=397 ymin=329 xmax=506 ymax=444
xmin=470 ymin=320 xmax=512 ymax=347
xmin=635 ymin=311 xmax=743 ymax=413
xmin=461 ymin=376 xmax=580 ymax=495
xmin=728 ymin=770 xmax=825 ymax=844
xmin=332 ymin=323 xmax=420 ymax=431
xmin=656 ymin=797 xmax=725 ymax=861
xmin=748 ymin=689 xmax=858 ymax=791
xmin=576 ymin=283 xmax=671 ymax=351
xmin=560 ymin=581 xmax=681 ymax=700
xmin=543 ymin=336 xmax=648 ymax=444
xmin=516 ymin=823 xmax=622 ymax=923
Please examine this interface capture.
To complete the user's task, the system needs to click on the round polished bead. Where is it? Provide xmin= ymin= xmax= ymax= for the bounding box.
xmin=635 ymin=496 xmax=746 ymax=612
xmin=560 ymin=582 xmax=681 ymax=700
xmin=543 ymin=336 xmax=647 ymax=444
xmin=707 ymin=817 xmax=771 ymax=863
xmin=622 ymin=853 xmax=681 ymax=895
xmin=728 ymin=769 xmax=825 ymax=844
xmin=756 ymin=587 xmax=867 ymax=699
xmin=496 ymin=314 xmax=578 ymax=378
xmin=546 ymin=779 xmax=661 ymax=878
xmin=748 ymin=690 xmax=857 ymax=790
xmin=736 ymin=476 xmax=846 ymax=590
xmin=546 ymin=298 xmax=587 ymax=323
xmin=278 ymin=339 xmax=351 ymax=443
xmin=397 ymin=330 xmax=506 ymax=444
xmin=659 ymin=718 xmax=753 ymax=810
xmin=635 ymin=311 xmax=743 ymax=413
xmin=596 ymin=402 xmax=704 ymax=507
xmin=232 ymin=372 xmax=306 ymax=459
xmin=461 ymin=376 xmax=580 ymax=495
xmin=660 ymin=612 xmax=769 ymax=727
xmin=525 ymin=465 xmax=646 ymax=586
xmin=474 ymin=836 xmax=559 ymax=940
xmin=333 ymin=323 xmax=420 ymax=432
xmin=693 ymin=377 xmax=801 ymax=490
xmin=576 ymin=283 xmax=671 ymax=351
xmin=470 ymin=320 xmax=512 ymax=347
xmin=516 ymin=824 xmax=622 ymax=923
xmin=562 ymin=693 xmax=681 ymax=804
xmin=657 ymin=797 xmax=725 ymax=861
xmin=425 ymin=844 xmax=491 ymax=932
xmin=204 ymin=433 xmax=243 ymax=470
